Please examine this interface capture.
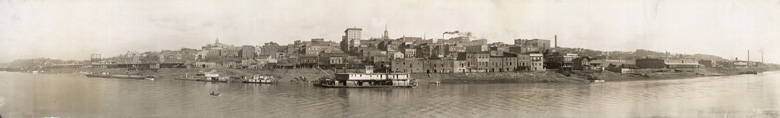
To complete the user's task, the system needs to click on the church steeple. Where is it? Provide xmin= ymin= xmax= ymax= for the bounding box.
xmin=215 ymin=38 xmax=220 ymax=44
xmin=382 ymin=24 xmax=389 ymax=39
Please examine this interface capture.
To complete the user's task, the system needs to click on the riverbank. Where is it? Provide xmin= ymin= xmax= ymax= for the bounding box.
xmin=14 ymin=66 xmax=780 ymax=84
xmin=33 ymin=67 xmax=340 ymax=83
xmin=415 ymin=67 xmax=780 ymax=84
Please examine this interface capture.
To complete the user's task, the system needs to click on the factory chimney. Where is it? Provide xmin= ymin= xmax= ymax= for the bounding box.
xmin=554 ymin=35 xmax=558 ymax=48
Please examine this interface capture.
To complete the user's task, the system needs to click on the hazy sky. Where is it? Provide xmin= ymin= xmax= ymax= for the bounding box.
xmin=1 ymin=0 xmax=779 ymax=63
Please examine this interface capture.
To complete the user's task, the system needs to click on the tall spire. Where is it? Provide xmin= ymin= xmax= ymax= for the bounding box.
xmin=382 ymin=24 xmax=389 ymax=39
xmin=215 ymin=38 xmax=220 ymax=44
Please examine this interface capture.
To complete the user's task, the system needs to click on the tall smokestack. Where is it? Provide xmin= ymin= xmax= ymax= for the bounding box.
xmin=554 ymin=35 xmax=558 ymax=48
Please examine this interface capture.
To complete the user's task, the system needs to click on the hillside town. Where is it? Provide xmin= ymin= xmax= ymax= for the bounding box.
xmin=1 ymin=27 xmax=772 ymax=76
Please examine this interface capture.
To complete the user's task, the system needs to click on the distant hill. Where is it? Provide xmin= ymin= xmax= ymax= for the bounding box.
xmin=0 ymin=58 xmax=88 ymax=68
xmin=549 ymin=47 xmax=730 ymax=61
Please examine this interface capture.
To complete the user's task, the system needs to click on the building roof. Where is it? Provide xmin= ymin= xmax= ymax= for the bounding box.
xmin=345 ymin=28 xmax=362 ymax=31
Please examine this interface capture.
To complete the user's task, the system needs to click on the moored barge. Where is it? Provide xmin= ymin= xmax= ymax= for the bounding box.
xmin=85 ymin=72 xmax=154 ymax=80
xmin=243 ymin=74 xmax=278 ymax=84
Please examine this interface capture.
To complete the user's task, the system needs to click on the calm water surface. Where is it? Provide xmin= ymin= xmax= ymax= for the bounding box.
xmin=0 ymin=71 xmax=778 ymax=117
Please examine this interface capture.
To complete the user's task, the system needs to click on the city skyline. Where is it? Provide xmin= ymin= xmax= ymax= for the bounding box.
xmin=1 ymin=0 xmax=778 ymax=63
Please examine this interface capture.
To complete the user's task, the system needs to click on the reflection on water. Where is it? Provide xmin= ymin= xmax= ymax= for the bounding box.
xmin=0 ymin=71 xmax=778 ymax=117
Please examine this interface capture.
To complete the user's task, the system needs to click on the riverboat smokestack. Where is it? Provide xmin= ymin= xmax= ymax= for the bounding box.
xmin=365 ymin=65 xmax=374 ymax=74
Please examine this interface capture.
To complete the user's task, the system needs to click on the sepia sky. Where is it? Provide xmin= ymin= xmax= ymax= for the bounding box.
xmin=1 ymin=0 xmax=779 ymax=63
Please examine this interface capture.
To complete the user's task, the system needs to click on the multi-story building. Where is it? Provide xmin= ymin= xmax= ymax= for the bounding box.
xmin=465 ymin=44 xmax=489 ymax=53
xmin=260 ymin=42 xmax=280 ymax=56
xmin=452 ymin=60 xmax=468 ymax=73
xmin=342 ymin=28 xmax=362 ymax=52
xmin=457 ymin=52 xmax=490 ymax=72
xmin=419 ymin=43 xmax=446 ymax=58
xmin=298 ymin=55 xmax=318 ymax=68
xmin=514 ymin=39 xmax=551 ymax=50
xmin=502 ymin=52 xmax=518 ymax=72
xmin=304 ymin=46 xmax=327 ymax=56
xmin=369 ymin=56 xmax=390 ymax=68
xmin=422 ymin=59 xmax=445 ymax=73
xmin=529 ymin=53 xmax=545 ymax=71
xmin=240 ymin=45 xmax=256 ymax=59
xmin=508 ymin=46 xmax=543 ymax=54
xmin=516 ymin=54 xmax=531 ymax=71
xmin=319 ymin=53 xmax=347 ymax=68
xmin=488 ymin=56 xmax=504 ymax=72
xmin=403 ymin=49 xmax=416 ymax=58
xmin=390 ymin=58 xmax=424 ymax=73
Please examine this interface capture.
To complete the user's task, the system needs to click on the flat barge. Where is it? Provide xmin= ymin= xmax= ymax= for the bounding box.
xmin=85 ymin=72 xmax=154 ymax=80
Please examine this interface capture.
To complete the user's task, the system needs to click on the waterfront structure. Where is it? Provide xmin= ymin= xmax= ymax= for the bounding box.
xmin=457 ymin=52 xmax=490 ymax=72
xmin=572 ymin=57 xmax=592 ymax=70
xmin=665 ymin=58 xmax=702 ymax=69
xmin=590 ymin=59 xmax=635 ymax=68
xmin=544 ymin=53 xmax=578 ymax=70
xmin=698 ymin=60 xmax=717 ymax=68
xmin=516 ymin=54 xmax=531 ymax=71
xmin=390 ymin=58 xmax=424 ymax=73
xmin=423 ymin=59 xmax=445 ymax=73
xmin=488 ymin=56 xmax=504 ymax=72
xmin=529 ymin=53 xmax=545 ymax=71
xmin=636 ymin=58 xmax=666 ymax=69
xmin=733 ymin=61 xmax=749 ymax=68
xmin=452 ymin=60 xmax=468 ymax=73
xmin=501 ymin=53 xmax=518 ymax=72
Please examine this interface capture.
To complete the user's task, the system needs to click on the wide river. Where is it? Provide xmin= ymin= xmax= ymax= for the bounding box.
xmin=0 ymin=71 xmax=778 ymax=117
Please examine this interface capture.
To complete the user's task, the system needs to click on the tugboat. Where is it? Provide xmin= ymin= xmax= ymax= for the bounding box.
xmin=314 ymin=66 xmax=418 ymax=88
xmin=243 ymin=74 xmax=278 ymax=84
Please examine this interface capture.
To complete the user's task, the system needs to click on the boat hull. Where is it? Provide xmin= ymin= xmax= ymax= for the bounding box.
xmin=242 ymin=81 xmax=277 ymax=84
xmin=314 ymin=83 xmax=415 ymax=88
xmin=85 ymin=74 xmax=151 ymax=79
xmin=195 ymin=79 xmax=229 ymax=82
